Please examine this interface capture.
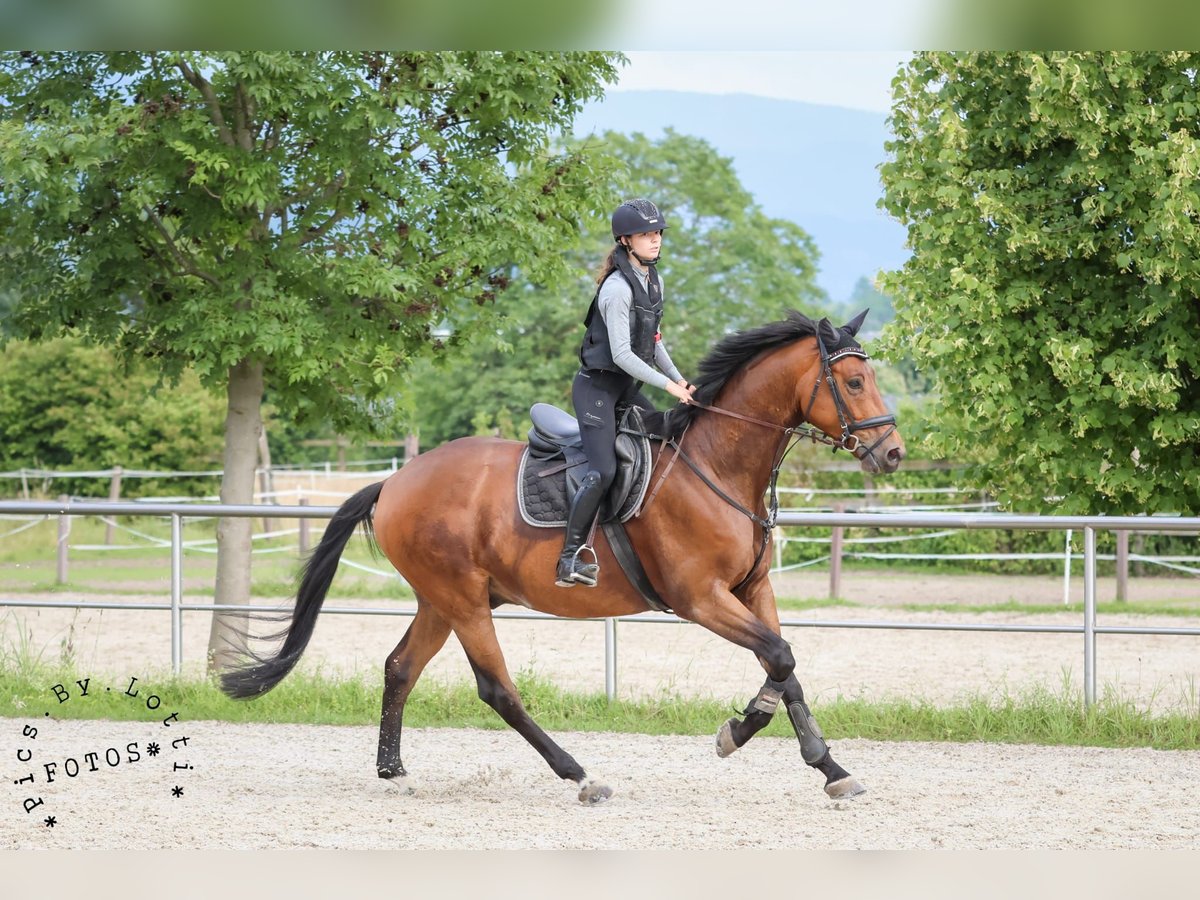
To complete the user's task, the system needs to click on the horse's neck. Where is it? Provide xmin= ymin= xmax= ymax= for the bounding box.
xmin=687 ymin=342 xmax=820 ymax=503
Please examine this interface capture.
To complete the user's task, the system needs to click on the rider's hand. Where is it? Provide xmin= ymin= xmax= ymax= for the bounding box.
xmin=667 ymin=379 xmax=696 ymax=404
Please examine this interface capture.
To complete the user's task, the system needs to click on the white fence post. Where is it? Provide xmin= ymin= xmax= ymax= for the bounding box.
xmin=56 ymin=494 xmax=70 ymax=585
xmin=1083 ymin=527 xmax=1097 ymax=709
xmin=171 ymin=513 xmax=183 ymax=675
xmin=1062 ymin=529 xmax=1073 ymax=606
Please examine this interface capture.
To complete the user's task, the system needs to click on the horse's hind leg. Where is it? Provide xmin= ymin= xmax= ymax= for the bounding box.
xmin=377 ymin=599 xmax=451 ymax=783
xmin=453 ymin=612 xmax=612 ymax=805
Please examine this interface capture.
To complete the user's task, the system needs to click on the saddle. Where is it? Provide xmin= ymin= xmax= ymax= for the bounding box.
xmin=517 ymin=402 xmax=670 ymax=612
xmin=517 ymin=402 xmax=652 ymax=528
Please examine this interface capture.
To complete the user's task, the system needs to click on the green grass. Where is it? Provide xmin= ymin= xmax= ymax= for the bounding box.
xmin=2 ymin=661 xmax=1196 ymax=751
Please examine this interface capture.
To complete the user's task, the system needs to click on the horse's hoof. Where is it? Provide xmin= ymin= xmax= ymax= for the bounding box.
xmin=578 ymin=777 xmax=613 ymax=805
xmin=378 ymin=770 xmax=416 ymax=795
xmin=825 ymin=775 xmax=866 ymax=799
xmin=716 ymin=718 xmax=740 ymax=758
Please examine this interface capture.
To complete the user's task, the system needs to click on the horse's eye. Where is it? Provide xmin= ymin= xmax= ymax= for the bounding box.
xmin=847 ymin=378 xmax=863 ymax=391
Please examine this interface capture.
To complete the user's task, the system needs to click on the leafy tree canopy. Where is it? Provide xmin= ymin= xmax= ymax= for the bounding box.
xmin=0 ymin=50 xmax=623 ymax=435
xmin=879 ymin=51 xmax=1200 ymax=514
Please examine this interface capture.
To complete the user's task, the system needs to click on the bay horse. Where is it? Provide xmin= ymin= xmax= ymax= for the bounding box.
xmin=221 ymin=310 xmax=906 ymax=804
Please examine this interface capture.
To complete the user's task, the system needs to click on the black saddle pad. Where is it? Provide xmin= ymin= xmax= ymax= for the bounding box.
xmin=517 ymin=430 xmax=652 ymax=528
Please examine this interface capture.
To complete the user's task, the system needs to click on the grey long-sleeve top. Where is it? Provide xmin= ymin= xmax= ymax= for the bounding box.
xmin=596 ymin=267 xmax=684 ymax=392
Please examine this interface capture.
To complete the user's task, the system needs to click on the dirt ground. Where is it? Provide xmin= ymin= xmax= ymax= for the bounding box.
xmin=3 ymin=569 xmax=1198 ymax=850
xmin=5 ymin=717 xmax=1199 ymax=850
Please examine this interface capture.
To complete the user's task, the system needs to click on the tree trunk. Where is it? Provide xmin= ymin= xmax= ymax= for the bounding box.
xmin=206 ymin=359 xmax=264 ymax=675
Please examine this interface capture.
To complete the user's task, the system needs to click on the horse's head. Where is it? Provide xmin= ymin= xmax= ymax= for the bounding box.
xmin=799 ymin=311 xmax=906 ymax=474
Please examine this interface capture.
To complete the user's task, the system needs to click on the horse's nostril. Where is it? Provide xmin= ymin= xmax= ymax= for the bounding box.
xmin=887 ymin=447 xmax=905 ymax=464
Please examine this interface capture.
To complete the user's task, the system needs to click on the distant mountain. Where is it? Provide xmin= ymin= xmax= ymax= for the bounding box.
xmin=571 ymin=90 xmax=910 ymax=304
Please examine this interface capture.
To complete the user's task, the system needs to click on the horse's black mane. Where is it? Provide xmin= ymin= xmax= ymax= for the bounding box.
xmin=652 ymin=309 xmax=823 ymax=440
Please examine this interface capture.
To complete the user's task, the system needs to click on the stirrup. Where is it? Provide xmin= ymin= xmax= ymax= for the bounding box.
xmin=555 ymin=546 xmax=599 ymax=588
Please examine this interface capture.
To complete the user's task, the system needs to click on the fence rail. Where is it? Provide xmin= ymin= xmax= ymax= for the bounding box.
xmin=2 ymin=500 xmax=1198 ymax=707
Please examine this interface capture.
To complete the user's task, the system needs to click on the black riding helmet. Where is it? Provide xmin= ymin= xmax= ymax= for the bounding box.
xmin=611 ymin=198 xmax=669 ymax=240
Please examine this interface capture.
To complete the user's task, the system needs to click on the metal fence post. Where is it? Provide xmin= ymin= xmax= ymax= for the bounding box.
xmin=171 ymin=513 xmax=183 ymax=675
xmin=604 ymin=617 xmax=617 ymax=702
xmin=56 ymin=495 xmax=70 ymax=584
xmin=1062 ymin=529 xmax=1073 ymax=606
xmin=1083 ymin=526 xmax=1097 ymax=709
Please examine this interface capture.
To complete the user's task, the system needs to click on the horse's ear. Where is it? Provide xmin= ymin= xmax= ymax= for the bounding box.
xmin=817 ymin=317 xmax=840 ymax=344
xmin=842 ymin=308 xmax=869 ymax=337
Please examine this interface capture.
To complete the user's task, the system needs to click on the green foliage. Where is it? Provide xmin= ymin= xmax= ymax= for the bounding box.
xmin=0 ymin=51 xmax=623 ymax=438
xmin=407 ymin=128 xmax=827 ymax=444
xmin=0 ymin=337 xmax=224 ymax=496
xmin=879 ymin=52 xmax=1200 ymax=514
xmin=0 ymin=2 xmax=616 ymax=50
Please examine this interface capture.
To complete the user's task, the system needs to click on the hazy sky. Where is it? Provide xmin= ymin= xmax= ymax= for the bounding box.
xmin=608 ymin=0 xmax=933 ymax=52
xmin=601 ymin=0 xmax=927 ymax=112
xmin=611 ymin=51 xmax=913 ymax=113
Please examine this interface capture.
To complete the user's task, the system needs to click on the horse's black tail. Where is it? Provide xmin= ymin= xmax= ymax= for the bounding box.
xmin=219 ymin=481 xmax=386 ymax=700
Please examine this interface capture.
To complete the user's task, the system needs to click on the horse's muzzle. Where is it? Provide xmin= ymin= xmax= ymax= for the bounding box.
xmin=857 ymin=435 xmax=906 ymax=474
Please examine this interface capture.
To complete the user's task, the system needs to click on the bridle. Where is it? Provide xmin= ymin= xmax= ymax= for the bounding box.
xmin=638 ymin=331 xmax=898 ymax=593
xmin=803 ymin=330 xmax=898 ymax=464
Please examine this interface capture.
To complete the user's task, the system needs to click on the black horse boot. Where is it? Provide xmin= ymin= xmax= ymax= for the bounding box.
xmin=555 ymin=470 xmax=604 ymax=588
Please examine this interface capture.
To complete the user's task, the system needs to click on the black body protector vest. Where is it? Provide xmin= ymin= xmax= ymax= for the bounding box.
xmin=579 ymin=245 xmax=664 ymax=373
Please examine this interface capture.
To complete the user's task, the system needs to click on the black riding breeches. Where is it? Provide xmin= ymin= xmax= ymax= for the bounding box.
xmin=571 ymin=368 xmax=655 ymax=492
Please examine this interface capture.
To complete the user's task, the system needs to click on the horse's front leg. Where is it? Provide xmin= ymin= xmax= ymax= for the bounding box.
xmin=714 ymin=573 xmax=865 ymax=799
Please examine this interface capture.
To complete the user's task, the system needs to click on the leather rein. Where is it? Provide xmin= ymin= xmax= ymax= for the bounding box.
xmin=637 ymin=334 xmax=898 ymax=594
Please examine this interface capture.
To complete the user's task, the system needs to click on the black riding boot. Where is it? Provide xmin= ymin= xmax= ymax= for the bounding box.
xmin=555 ymin=470 xmax=604 ymax=588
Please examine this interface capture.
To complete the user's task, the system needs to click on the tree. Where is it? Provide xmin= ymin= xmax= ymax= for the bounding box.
xmin=879 ymin=52 xmax=1200 ymax=514
xmin=0 ymin=337 xmax=226 ymax=496
xmin=408 ymin=127 xmax=827 ymax=445
xmin=0 ymin=51 xmax=621 ymax=670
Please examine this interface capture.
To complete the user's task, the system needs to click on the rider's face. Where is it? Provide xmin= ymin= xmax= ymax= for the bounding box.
xmin=625 ymin=230 xmax=662 ymax=261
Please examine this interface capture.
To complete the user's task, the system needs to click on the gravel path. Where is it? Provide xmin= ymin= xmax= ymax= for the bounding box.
xmin=5 ymin=716 xmax=1199 ymax=850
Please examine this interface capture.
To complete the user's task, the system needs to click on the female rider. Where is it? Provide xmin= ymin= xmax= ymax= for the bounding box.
xmin=556 ymin=198 xmax=696 ymax=587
